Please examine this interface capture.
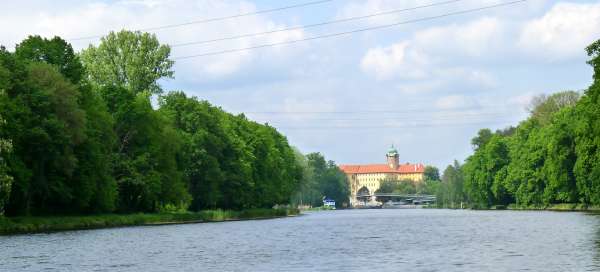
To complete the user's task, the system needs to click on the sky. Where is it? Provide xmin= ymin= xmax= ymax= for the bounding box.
xmin=1 ymin=0 xmax=599 ymax=169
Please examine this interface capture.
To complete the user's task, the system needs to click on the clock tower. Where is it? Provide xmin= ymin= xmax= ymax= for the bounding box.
xmin=386 ymin=146 xmax=399 ymax=170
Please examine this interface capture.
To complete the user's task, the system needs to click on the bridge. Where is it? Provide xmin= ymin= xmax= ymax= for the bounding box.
xmin=354 ymin=193 xmax=436 ymax=205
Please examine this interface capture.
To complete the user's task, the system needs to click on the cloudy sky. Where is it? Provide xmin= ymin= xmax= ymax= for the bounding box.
xmin=2 ymin=0 xmax=599 ymax=169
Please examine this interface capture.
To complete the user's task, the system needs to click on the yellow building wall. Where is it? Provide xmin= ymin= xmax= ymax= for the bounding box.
xmin=347 ymin=172 xmax=424 ymax=198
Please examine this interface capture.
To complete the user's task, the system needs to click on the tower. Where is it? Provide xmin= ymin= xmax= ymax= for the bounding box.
xmin=386 ymin=145 xmax=399 ymax=170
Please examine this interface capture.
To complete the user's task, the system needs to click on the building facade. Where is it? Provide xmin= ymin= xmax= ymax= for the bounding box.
xmin=338 ymin=147 xmax=425 ymax=206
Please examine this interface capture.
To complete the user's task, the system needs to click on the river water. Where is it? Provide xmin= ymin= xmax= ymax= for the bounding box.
xmin=1 ymin=209 xmax=599 ymax=271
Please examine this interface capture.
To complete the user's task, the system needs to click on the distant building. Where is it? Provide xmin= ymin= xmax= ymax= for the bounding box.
xmin=339 ymin=147 xmax=425 ymax=206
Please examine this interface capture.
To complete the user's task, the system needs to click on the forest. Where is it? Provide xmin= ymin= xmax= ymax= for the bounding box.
xmin=436 ymin=39 xmax=600 ymax=209
xmin=0 ymin=31 xmax=349 ymax=217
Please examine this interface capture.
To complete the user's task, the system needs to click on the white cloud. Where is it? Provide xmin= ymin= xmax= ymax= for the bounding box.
xmin=360 ymin=41 xmax=429 ymax=80
xmin=0 ymin=0 xmax=305 ymax=79
xmin=360 ymin=17 xmax=500 ymax=89
xmin=336 ymin=0 xmax=423 ymax=25
xmin=413 ymin=17 xmax=505 ymax=58
xmin=335 ymin=0 xmax=512 ymax=26
xmin=518 ymin=2 xmax=600 ymax=60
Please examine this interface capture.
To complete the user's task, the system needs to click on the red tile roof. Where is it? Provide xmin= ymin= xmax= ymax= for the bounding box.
xmin=338 ymin=163 xmax=425 ymax=174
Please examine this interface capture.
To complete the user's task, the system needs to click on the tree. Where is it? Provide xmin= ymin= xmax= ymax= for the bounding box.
xmin=15 ymin=35 xmax=84 ymax=83
xmin=105 ymin=90 xmax=190 ymax=212
xmin=11 ymin=36 xmax=118 ymax=213
xmin=306 ymin=153 xmax=349 ymax=208
xmin=586 ymin=39 xmax=600 ymax=85
xmin=423 ymin=166 xmax=440 ymax=181
xmin=471 ymin=128 xmax=493 ymax=151
xmin=464 ymin=134 xmax=510 ymax=208
xmin=71 ymin=84 xmax=118 ymax=212
xmin=573 ymin=39 xmax=600 ymax=205
xmin=527 ymin=91 xmax=580 ymax=125
xmin=159 ymin=91 xmax=302 ymax=210
xmin=295 ymin=153 xmax=350 ymax=208
xmin=2 ymin=60 xmax=87 ymax=215
xmin=0 ymin=101 xmax=12 ymax=216
xmin=80 ymin=30 xmax=174 ymax=95
xmin=438 ymin=161 xmax=464 ymax=208
xmin=79 ymin=33 xmax=187 ymax=213
xmin=542 ymin=108 xmax=578 ymax=203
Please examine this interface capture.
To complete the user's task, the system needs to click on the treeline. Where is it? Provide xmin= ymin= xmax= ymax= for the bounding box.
xmin=375 ymin=166 xmax=441 ymax=195
xmin=291 ymin=152 xmax=349 ymax=208
xmin=0 ymin=31 xmax=346 ymax=216
xmin=436 ymin=39 xmax=600 ymax=209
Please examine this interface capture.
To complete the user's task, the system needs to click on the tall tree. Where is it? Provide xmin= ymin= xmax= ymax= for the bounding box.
xmin=15 ymin=35 xmax=84 ymax=83
xmin=527 ymin=91 xmax=580 ymax=125
xmin=0 ymin=97 xmax=12 ymax=216
xmin=3 ymin=61 xmax=86 ymax=215
xmin=301 ymin=153 xmax=349 ymax=208
xmin=471 ymin=129 xmax=493 ymax=151
xmin=14 ymin=36 xmax=118 ymax=213
xmin=464 ymin=134 xmax=510 ymax=208
xmin=437 ymin=161 xmax=464 ymax=208
xmin=573 ymin=40 xmax=600 ymax=205
xmin=80 ymin=30 xmax=174 ymax=95
xmin=423 ymin=166 xmax=441 ymax=181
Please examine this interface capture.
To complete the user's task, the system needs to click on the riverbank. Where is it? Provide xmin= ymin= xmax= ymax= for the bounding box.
xmin=430 ymin=203 xmax=600 ymax=212
xmin=505 ymin=203 xmax=600 ymax=212
xmin=0 ymin=208 xmax=299 ymax=235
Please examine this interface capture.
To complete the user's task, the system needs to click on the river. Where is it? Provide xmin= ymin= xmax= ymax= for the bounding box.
xmin=1 ymin=209 xmax=599 ymax=271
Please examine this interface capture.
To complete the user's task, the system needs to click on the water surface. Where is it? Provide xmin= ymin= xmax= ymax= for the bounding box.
xmin=1 ymin=209 xmax=599 ymax=271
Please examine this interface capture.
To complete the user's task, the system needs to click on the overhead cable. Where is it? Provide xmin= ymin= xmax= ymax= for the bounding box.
xmin=68 ymin=0 xmax=334 ymax=41
xmin=171 ymin=0 xmax=463 ymax=47
xmin=173 ymin=0 xmax=527 ymax=60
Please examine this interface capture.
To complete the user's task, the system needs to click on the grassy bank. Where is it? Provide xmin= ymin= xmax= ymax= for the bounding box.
xmin=506 ymin=203 xmax=600 ymax=212
xmin=430 ymin=203 xmax=600 ymax=211
xmin=0 ymin=208 xmax=299 ymax=235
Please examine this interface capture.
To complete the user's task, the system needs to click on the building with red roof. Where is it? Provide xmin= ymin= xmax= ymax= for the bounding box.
xmin=338 ymin=147 xmax=425 ymax=207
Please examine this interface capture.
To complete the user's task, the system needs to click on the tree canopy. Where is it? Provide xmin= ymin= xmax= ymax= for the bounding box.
xmin=0 ymin=33 xmax=314 ymax=217
xmin=436 ymin=38 xmax=600 ymax=209
xmin=291 ymin=152 xmax=349 ymax=208
xmin=80 ymin=30 xmax=174 ymax=95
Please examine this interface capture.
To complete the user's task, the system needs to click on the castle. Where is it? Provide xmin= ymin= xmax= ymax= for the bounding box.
xmin=338 ymin=147 xmax=425 ymax=206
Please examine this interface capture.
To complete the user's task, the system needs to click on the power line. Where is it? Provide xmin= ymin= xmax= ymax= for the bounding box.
xmin=252 ymin=112 xmax=511 ymax=122
xmin=171 ymin=0 xmax=463 ymax=47
xmin=243 ymin=107 xmax=509 ymax=115
xmin=274 ymin=119 xmax=515 ymax=130
xmin=68 ymin=0 xmax=334 ymax=41
xmin=174 ymin=0 xmax=526 ymax=60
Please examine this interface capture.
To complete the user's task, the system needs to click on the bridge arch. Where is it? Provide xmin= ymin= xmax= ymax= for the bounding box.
xmin=357 ymin=186 xmax=370 ymax=196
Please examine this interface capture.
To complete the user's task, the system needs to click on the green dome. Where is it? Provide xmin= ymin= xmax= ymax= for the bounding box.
xmin=387 ymin=145 xmax=398 ymax=156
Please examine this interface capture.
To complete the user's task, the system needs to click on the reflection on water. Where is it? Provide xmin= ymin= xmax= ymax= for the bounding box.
xmin=1 ymin=209 xmax=599 ymax=272
xmin=594 ymin=219 xmax=600 ymax=270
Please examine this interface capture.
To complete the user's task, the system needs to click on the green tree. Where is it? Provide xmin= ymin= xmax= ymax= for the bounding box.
xmin=0 ymin=103 xmax=12 ymax=216
xmin=527 ymin=91 xmax=580 ymax=125
xmin=2 ymin=60 xmax=87 ymax=215
xmin=79 ymin=32 xmax=188 ymax=212
xmin=159 ymin=91 xmax=301 ymax=210
xmin=438 ymin=161 xmax=464 ymax=208
xmin=10 ymin=37 xmax=118 ymax=213
xmin=586 ymin=39 xmax=600 ymax=85
xmin=15 ymin=35 xmax=84 ymax=83
xmin=471 ymin=128 xmax=493 ymax=151
xmin=541 ymin=107 xmax=578 ymax=203
xmin=299 ymin=153 xmax=350 ymax=208
xmin=423 ymin=165 xmax=440 ymax=181
xmin=463 ymin=134 xmax=510 ymax=208
xmin=573 ymin=40 xmax=600 ymax=205
xmin=80 ymin=30 xmax=174 ymax=95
